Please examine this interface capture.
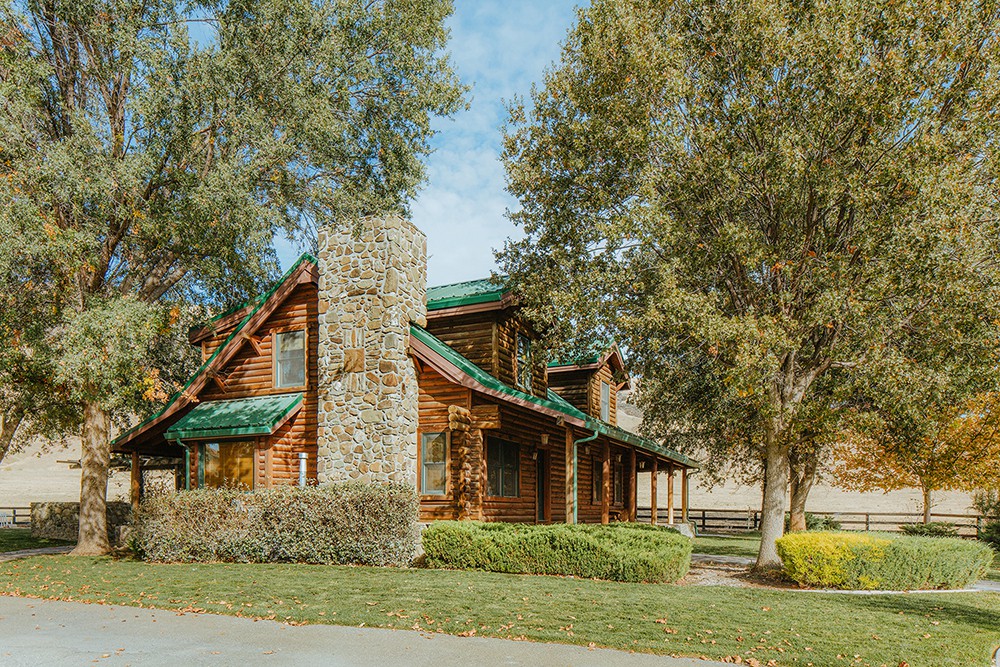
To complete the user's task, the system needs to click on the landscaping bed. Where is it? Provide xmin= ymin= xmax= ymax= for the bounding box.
xmin=422 ymin=521 xmax=691 ymax=583
xmin=776 ymin=531 xmax=993 ymax=591
xmin=1 ymin=555 xmax=998 ymax=667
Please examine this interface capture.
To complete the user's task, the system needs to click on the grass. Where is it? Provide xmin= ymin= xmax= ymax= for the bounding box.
xmin=692 ymin=532 xmax=761 ymax=559
xmin=0 ymin=529 xmax=72 ymax=553
xmin=989 ymin=552 xmax=1000 ymax=582
xmin=2 ymin=556 xmax=999 ymax=666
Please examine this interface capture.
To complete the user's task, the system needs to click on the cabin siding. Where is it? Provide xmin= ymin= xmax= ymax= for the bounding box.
xmin=416 ymin=363 xmax=471 ymax=521
xmin=192 ymin=283 xmax=319 ymax=487
xmin=588 ymin=364 xmax=618 ymax=427
xmin=424 ymin=312 xmax=496 ymax=377
xmin=548 ymin=368 xmax=591 ymax=413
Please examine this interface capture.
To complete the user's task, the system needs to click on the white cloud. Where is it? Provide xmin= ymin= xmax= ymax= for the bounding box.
xmin=276 ymin=0 xmax=587 ymax=287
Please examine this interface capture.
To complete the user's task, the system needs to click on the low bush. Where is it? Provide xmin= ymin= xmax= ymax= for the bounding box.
xmin=422 ymin=521 xmax=691 ymax=583
xmin=979 ymin=520 xmax=1000 ymax=551
xmin=776 ymin=531 xmax=993 ymax=591
xmin=786 ymin=512 xmax=842 ymax=532
xmin=133 ymin=483 xmax=419 ymax=566
xmin=900 ymin=522 xmax=958 ymax=537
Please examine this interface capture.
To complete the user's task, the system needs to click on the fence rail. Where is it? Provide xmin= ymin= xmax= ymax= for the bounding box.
xmin=0 ymin=507 xmax=31 ymax=529
xmin=635 ymin=507 xmax=986 ymax=536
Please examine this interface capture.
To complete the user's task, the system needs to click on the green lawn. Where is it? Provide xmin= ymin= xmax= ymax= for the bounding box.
xmin=2 ymin=556 xmax=999 ymax=667
xmin=692 ymin=533 xmax=761 ymax=559
xmin=0 ymin=529 xmax=72 ymax=553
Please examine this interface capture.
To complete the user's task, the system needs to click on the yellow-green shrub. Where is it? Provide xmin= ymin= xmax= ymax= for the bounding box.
xmin=776 ymin=531 xmax=994 ymax=590
xmin=422 ymin=521 xmax=691 ymax=583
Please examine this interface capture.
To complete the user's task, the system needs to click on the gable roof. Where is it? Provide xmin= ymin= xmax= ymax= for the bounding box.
xmin=548 ymin=344 xmax=631 ymax=390
xmin=112 ymin=253 xmax=317 ymax=450
xmin=410 ymin=325 xmax=695 ymax=468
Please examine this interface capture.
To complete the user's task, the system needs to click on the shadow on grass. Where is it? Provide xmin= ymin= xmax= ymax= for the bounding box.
xmin=829 ymin=592 xmax=1000 ymax=636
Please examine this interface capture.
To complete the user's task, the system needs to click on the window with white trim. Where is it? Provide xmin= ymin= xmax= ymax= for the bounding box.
xmin=421 ymin=432 xmax=449 ymax=495
xmin=275 ymin=330 xmax=306 ymax=388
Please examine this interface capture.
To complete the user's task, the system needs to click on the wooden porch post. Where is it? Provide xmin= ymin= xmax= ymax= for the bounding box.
xmin=650 ymin=458 xmax=658 ymax=526
xmin=627 ymin=448 xmax=637 ymax=522
xmin=564 ymin=426 xmax=575 ymax=524
xmin=681 ymin=468 xmax=689 ymax=524
xmin=667 ymin=464 xmax=675 ymax=525
xmin=601 ymin=440 xmax=610 ymax=524
xmin=130 ymin=450 xmax=142 ymax=514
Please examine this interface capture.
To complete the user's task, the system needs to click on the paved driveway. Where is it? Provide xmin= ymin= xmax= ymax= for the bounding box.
xmin=0 ymin=596 xmax=726 ymax=667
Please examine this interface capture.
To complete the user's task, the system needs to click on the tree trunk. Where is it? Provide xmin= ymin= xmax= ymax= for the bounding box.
xmin=755 ymin=437 xmax=791 ymax=571
xmin=0 ymin=408 xmax=25 ymax=467
xmin=73 ymin=400 xmax=111 ymax=556
xmin=788 ymin=452 xmax=818 ymax=532
xmin=922 ymin=485 xmax=932 ymax=524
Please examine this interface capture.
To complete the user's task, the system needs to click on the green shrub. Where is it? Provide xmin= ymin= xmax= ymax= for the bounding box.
xmin=979 ymin=520 xmax=1000 ymax=551
xmin=900 ymin=522 xmax=959 ymax=537
xmin=133 ymin=483 xmax=419 ymax=566
xmin=776 ymin=531 xmax=993 ymax=590
xmin=786 ymin=512 xmax=842 ymax=531
xmin=422 ymin=521 xmax=692 ymax=583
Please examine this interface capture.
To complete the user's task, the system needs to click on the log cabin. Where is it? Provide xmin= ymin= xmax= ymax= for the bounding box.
xmin=113 ymin=215 xmax=697 ymax=526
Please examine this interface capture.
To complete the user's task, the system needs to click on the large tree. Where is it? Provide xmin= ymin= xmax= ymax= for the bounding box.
xmin=1 ymin=0 xmax=463 ymax=554
xmin=500 ymin=0 xmax=1000 ymax=568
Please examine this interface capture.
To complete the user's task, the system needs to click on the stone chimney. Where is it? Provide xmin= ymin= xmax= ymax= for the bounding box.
xmin=315 ymin=215 xmax=427 ymax=486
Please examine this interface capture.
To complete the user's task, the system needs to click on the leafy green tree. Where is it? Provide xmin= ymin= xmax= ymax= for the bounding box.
xmin=1 ymin=0 xmax=463 ymax=554
xmin=500 ymin=0 xmax=1000 ymax=568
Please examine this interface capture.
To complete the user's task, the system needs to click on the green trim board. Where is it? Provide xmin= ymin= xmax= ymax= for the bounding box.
xmin=112 ymin=253 xmax=318 ymax=449
xmin=411 ymin=324 xmax=697 ymax=468
xmin=426 ymin=277 xmax=507 ymax=310
xmin=164 ymin=393 xmax=303 ymax=441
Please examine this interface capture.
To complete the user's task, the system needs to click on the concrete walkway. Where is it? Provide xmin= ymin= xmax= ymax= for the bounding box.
xmin=0 ymin=545 xmax=73 ymax=562
xmin=690 ymin=552 xmax=1000 ymax=593
xmin=0 ymin=596 xmax=728 ymax=667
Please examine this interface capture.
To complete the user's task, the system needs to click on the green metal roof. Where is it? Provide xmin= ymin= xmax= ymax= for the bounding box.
xmin=411 ymin=324 xmax=697 ymax=468
xmin=113 ymin=253 xmax=317 ymax=448
xmin=547 ymin=355 xmax=601 ymax=368
xmin=164 ymin=393 xmax=303 ymax=441
xmin=426 ymin=277 xmax=507 ymax=310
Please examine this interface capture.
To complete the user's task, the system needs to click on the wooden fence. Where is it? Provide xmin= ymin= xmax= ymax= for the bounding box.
xmin=637 ymin=507 xmax=986 ymax=536
xmin=0 ymin=507 xmax=31 ymax=529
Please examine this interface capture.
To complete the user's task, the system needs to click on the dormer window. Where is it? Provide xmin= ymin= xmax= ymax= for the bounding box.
xmin=274 ymin=330 xmax=306 ymax=388
xmin=516 ymin=333 xmax=532 ymax=392
xmin=600 ymin=381 xmax=611 ymax=422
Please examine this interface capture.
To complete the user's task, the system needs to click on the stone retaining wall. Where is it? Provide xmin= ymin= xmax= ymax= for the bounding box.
xmin=30 ymin=502 xmax=131 ymax=542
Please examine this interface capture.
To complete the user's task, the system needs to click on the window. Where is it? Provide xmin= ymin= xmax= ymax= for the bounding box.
xmin=199 ymin=441 xmax=254 ymax=490
xmin=487 ymin=438 xmax=519 ymax=497
xmin=421 ymin=432 xmax=449 ymax=495
xmin=591 ymin=456 xmax=603 ymax=504
xmin=613 ymin=459 xmax=624 ymax=505
xmin=600 ymin=381 xmax=611 ymax=422
xmin=275 ymin=330 xmax=306 ymax=388
xmin=516 ymin=333 xmax=532 ymax=392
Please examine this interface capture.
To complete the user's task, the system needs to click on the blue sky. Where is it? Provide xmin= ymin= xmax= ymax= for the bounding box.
xmin=276 ymin=0 xmax=586 ymax=287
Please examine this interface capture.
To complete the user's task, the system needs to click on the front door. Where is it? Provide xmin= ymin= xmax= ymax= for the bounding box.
xmin=536 ymin=450 xmax=549 ymax=522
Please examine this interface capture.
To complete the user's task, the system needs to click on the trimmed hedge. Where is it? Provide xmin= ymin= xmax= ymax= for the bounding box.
xmin=900 ymin=522 xmax=958 ymax=537
xmin=422 ymin=521 xmax=692 ymax=583
xmin=133 ymin=484 xmax=419 ymax=566
xmin=776 ymin=531 xmax=993 ymax=590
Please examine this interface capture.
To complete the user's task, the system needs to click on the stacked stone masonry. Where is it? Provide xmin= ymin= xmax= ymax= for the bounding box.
xmin=315 ymin=215 xmax=427 ymax=487
xmin=30 ymin=502 xmax=131 ymax=542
